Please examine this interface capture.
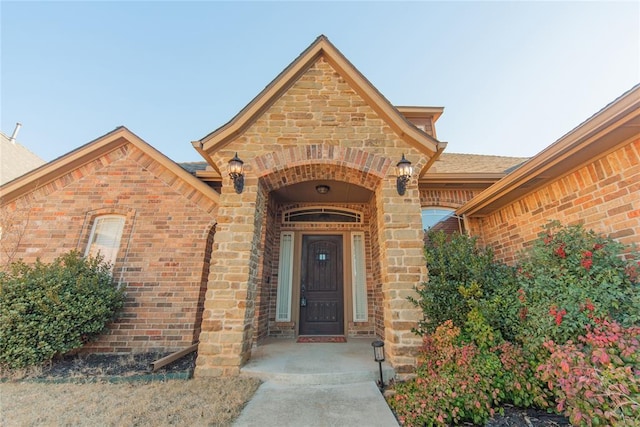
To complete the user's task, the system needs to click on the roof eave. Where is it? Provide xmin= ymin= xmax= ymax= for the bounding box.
xmin=396 ymin=106 xmax=445 ymax=123
xmin=457 ymin=84 xmax=640 ymax=217
xmin=1 ymin=127 xmax=220 ymax=206
xmin=420 ymin=172 xmax=507 ymax=185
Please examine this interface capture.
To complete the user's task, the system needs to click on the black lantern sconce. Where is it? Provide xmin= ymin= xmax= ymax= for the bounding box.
xmin=228 ymin=152 xmax=244 ymax=194
xmin=396 ymin=154 xmax=413 ymax=196
xmin=371 ymin=340 xmax=385 ymax=391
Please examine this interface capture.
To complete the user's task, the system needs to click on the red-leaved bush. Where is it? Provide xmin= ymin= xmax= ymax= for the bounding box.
xmin=537 ymin=319 xmax=640 ymax=426
xmin=388 ymin=321 xmax=546 ymax=426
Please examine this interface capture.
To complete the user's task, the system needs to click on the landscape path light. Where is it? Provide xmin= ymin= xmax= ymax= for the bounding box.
xmin=371 ymin=340 xmax=385 ymax=391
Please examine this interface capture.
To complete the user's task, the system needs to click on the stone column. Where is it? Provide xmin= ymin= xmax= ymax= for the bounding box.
xmin=195 ymin=180 xmax=265 ymax=377
xmin=375 ymin=177 xmax=427 ymax=377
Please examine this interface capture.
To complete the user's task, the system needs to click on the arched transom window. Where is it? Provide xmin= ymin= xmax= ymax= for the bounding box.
xmin=283 ymin=207 xmax=362 ymax=224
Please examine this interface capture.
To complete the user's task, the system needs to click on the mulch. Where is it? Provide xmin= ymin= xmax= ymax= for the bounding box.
xmin=486 ymin=405 xmax=570 ymax=426
xmin=3 ymin=352 xmax=197 ymax=381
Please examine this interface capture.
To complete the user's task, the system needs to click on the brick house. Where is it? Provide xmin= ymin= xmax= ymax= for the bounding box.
xmin=1 ymin=36 xmax=638 ymax=377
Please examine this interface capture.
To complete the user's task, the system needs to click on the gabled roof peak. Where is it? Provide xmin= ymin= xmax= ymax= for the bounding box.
xmin=193 ymin=36 xmax=445 ymax=167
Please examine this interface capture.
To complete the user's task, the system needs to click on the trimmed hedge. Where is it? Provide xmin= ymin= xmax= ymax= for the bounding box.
xmin=0 ymin=251 xmax=124 ymax=369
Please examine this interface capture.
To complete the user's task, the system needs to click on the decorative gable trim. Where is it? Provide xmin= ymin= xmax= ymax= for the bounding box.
xmin=458 ymin=84 xmax=640 ymax=217
xmin=193 ymin=35 xmax=446 ymax=169
xmin=0 ymin=127 xmax=220 ymax=207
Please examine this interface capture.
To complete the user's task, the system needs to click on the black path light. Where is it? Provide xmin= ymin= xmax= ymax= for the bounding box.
xmin=372 ymin=340 xmax=385 ymax=391
xmin=228 ymin=152 xmax=245 ymax=194
xmin=396 ymin=154 xmax=413 ymax=195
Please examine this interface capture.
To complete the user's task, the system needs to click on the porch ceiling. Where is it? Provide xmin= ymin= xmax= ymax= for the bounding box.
xmin=271 ymin=180 xmax=373 ymax=203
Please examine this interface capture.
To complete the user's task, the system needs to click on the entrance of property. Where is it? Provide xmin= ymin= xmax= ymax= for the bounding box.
xmin=299 ymin=235 xmax=344 ymax=335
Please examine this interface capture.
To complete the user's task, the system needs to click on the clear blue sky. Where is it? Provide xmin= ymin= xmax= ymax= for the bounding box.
xmin=1 ymin=1 xmax=638 ymax=163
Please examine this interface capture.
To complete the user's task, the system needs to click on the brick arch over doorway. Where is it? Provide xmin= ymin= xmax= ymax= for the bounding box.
xmin=253 ymin=144 xmax=392 ymax=184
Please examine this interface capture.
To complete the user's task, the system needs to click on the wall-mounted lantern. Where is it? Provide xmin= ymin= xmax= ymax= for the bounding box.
xmin=371 ymin=340 xmax=385 ymax=391
xmin=396 ymin=154 xmax=412 ymax=195
xmin=228 ymin=152 xmax=244 ymax=194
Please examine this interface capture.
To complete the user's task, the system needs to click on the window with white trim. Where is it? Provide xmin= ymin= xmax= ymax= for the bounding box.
xmin=421 ymin=208 xmax=455 ymax=230
xmin=85 ymin=215 xmax=125 ymax=268
xmin=351 ymin=232 xmax=367 ymax=322
xmin=275 ymin=232 xmax=294 ymax=322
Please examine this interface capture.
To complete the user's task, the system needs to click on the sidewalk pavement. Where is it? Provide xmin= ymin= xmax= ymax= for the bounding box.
xmin=233 ymin=338 xmax=399 ymax=427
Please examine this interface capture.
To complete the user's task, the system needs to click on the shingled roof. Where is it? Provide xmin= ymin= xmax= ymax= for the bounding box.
xmin=0 ymin=132 xmax=45 ymax=185
xmin=425 ymin=153 xmax=529 ymax=174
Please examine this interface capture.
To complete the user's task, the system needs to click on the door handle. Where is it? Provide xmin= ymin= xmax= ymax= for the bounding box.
xmin=300 ymin=284 xmax=307 ymax=307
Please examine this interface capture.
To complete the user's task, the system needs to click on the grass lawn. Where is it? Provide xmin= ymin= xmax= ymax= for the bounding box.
xmin=1 ymin=377 xmax=260 ymax=426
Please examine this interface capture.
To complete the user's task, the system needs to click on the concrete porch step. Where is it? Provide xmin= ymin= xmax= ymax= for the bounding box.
xmin=239 ymin=337 xmax=395 ymax=386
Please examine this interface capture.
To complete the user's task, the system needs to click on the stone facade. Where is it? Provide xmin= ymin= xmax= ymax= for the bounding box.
xmin=193 ymin=48 xmax=439 ymax=376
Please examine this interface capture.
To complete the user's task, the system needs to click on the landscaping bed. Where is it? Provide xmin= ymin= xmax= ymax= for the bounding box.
xmin=2 ymin=351 xmax=196 ymax=383
xmin=1 ymin=352 xmax=261 ymax=426
xmin=485 ymin=406 xmax=570 ymax=426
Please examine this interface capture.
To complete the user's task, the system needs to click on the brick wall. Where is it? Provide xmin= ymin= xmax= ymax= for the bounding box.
xmin=369 ymin=192 xmax=385 ymax=338
xmin=253 ymin=196 xmax=277 ymax=343
xmin=420 ymin=188 xmax=483 ymax=209
xmin=1 ymin=143 xmax=217 ymax=353
xmin=468 ymin=138 xmax=640 ymax=264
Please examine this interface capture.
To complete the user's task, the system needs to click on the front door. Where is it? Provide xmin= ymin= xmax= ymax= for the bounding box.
xmin=299 ymin=235 xmax=344 ymax=335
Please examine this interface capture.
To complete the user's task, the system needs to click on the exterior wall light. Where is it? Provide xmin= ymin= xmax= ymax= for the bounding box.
xmin=396 ymin=154 xmax=413 ymax=195
xmin=228 ymin=152 xmax=244 ymax=194
xmin=371 ymin=340 xmax=385 ymax=391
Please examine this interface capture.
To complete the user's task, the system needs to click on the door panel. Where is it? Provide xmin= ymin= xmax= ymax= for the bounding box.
xmin=299 ymin=235 xmax=344 ymax=335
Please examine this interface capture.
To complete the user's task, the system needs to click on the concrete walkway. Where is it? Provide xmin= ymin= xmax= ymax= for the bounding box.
xmin=234 ymin=338 xmax=399 ymax=427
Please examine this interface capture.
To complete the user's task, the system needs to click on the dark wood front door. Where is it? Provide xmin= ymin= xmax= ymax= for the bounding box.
xmin=299 ymin=235 xmax=344 ymax=335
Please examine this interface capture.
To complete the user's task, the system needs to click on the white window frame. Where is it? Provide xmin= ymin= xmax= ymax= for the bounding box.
xmin=282 ymin=206 xmax=362 ymax=224
xmin=85 ymin=215 xmax=125 ymax=269
xmin=351 ymin=232 xmax=368 ymax=322
xmin=421 ymin=207 xmax=455 ymax=230
xmin=275 ymin=231 xmax=295 ymax=322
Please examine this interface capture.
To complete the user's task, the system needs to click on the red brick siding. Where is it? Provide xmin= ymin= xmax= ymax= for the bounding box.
xmin=254 ymin=196 xmax=278 ymax=342
xmin=369 ymin=192 xmax=385 ymax=338
xmin=1 ymin=143 xmax=217 ymax=353
xmin=468 ymin=138 xmax=640 ymax=264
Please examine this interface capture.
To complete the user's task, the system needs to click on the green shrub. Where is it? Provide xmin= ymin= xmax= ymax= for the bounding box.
xmin=515 ymin=221 xmax=640 ymax=353
xmin=413 ymin=231 xmax=519 ymax=341
xmin=0 ymin=251 xmax=124 ymax=369
xmin=538 ymin=319 xmax=640 ymax=426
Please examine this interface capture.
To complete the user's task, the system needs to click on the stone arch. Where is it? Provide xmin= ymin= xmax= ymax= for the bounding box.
xmin=253 ymin=145 xmax=392 ymax=180
xmin=259 ymin=163 xmax=383 ymax=193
